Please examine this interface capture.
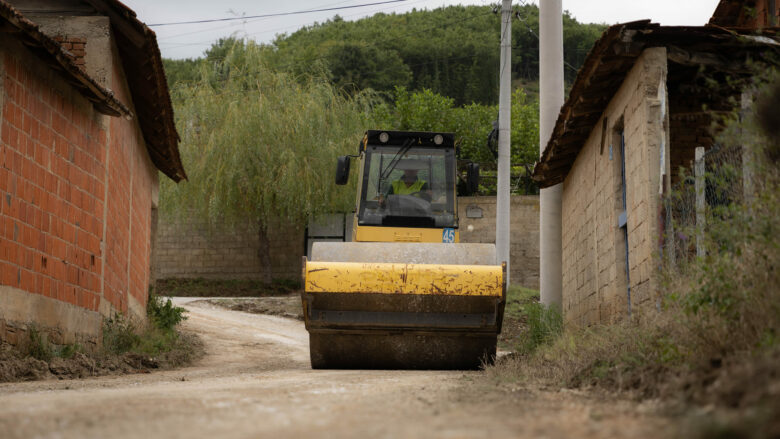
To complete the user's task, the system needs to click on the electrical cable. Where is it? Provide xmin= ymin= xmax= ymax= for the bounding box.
xmin=157 ymin=0 xmax=410 ymax=43
xmin=148 ymin=0 xmax=408 ymax=27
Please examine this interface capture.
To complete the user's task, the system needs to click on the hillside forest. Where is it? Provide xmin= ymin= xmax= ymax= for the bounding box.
xmin=161 ymin=4 xmax=605 ymax=230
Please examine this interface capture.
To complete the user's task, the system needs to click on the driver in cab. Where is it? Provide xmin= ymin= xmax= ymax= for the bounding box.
xmin=378 ymin=161 xmax=433 ymax=208
xmin=387 ymin=168 xmax=432 ymax=201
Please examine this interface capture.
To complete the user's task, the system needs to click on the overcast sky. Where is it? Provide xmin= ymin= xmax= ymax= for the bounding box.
xmin=119 ymin=0 xmax=720 ymax=59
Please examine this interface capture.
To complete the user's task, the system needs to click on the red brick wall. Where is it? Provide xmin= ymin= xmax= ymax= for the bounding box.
xmin=102 ymin=51 xmax=157 ymax=313
xmin=52 ymin=36 xmax=87 ymax=68
xmin=1 ymin=41 xmax=156 ymax=322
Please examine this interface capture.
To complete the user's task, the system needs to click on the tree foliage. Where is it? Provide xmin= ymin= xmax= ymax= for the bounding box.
xmin=374 ymin=86 xmax=539 ymax=166
xmin=268 ymin=4 xmax=605 ymax=104
xmin=159 ymin=5 xmax=605 ymax=218
xmin=165 ymin=6 xmax=605 ymax=104
xmin=160 ymin=42 xmax=374 ymax=231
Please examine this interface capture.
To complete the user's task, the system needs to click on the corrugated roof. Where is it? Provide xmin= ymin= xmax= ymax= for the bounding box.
xmin=532 ymin=21 xmax=779 ymax=188
xmin=0 ymin=1 xmax=130 ymax=117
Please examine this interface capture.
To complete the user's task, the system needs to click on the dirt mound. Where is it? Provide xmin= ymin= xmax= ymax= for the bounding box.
xmin=0 ymin=332 xmax=203 ymax=383
xmin=201 ymin=296 xmax=303 ymax=320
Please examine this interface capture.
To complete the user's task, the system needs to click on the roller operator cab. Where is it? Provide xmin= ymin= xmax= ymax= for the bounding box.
xmin=302 ymin=130 xmax=505 ymax=370
xmin=351 ymin=130 xmax=459 ymax=243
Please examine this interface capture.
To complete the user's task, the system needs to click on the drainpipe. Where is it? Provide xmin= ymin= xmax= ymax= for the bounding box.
xmin=539 ymin=0 xmax=563 ymax=309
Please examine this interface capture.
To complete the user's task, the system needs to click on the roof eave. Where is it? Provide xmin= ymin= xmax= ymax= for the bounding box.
xmin=0 ymin=1 xmax=131 ymax=118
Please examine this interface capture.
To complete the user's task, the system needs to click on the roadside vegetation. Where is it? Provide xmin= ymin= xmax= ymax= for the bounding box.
xmin=0 ymin=295 xmax=201 ymax=382
xmin=486 ymin=69 xmax=780 ymax=437
xmin=497 ymin=286 xmax=562 ymax=354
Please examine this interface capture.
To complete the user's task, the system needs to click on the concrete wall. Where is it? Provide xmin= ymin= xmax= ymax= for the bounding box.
xmin=152 ymin=195 xmax=540 ymax=289
xmin=0 ymin=19 xmax=157 ymax=347
xmin=152 ymin=217 xmax=304 ymax=282
xmin=458 ymin=196 xmax=539 ymax=289
xmin=560 ymin=48 xmax=669 ymax=326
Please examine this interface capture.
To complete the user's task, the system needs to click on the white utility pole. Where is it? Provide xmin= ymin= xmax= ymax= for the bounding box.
xmin=496 ymin=0 xmax=512 ymax=284
xmin=539 ymin=0 xmax=564 ymax=309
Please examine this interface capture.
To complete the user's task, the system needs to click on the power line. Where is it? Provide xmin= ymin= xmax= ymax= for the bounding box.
xmin=159 ymin=0 xmax=434 ymax=51
xmin=148 ymin=0 xmax=409 ymax=27
xmin=156 ymin=0 xmax=388 ymax=42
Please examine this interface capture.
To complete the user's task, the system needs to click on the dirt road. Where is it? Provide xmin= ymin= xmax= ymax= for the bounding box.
xmin=0 ymin=298 xmax=673 ymax=439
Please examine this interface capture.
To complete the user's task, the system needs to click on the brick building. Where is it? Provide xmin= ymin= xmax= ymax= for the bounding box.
xmin=533 ymin=16 xmax=778 ymax=325
xmin=0 ymin=0 xmax=185 ymax=347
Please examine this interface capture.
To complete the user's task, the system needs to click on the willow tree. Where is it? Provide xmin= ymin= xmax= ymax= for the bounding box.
xmin=161 ymin=42 xmax=373 ymax=282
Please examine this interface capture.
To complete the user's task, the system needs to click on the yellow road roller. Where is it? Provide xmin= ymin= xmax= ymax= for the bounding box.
xmin=301 ymin=130 xmax=505 ymax=369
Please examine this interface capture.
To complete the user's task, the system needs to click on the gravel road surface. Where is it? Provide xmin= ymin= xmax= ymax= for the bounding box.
xmin=0 ymin=298 xmax=672 ymax=439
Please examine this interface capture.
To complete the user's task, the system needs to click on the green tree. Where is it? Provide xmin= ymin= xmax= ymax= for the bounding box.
xmin=375 ymin=86 xmax=539 ymax=169
xmin=324 ymin=42 xmax=412 ymax=93
xmin=374 ymin=86 xmax=455 ymax=131
xmin=510 ymin=88 xmax=539 ymax=164
xmin=163 ymin=58 xmax=202 ymax=90
xmin=268 ymin=4 xmax=605 ymax=104
xmin=161 ymin=43 xmax=374 ymax=282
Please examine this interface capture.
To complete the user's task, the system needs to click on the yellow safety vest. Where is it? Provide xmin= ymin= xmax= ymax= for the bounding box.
xmin=392 ymin=179 xmax=426 ymax=195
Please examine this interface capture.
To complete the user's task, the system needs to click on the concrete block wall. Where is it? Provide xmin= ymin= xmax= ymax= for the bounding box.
xmin=458 ymin=196 xmax=540 ymax=289
xmin=561 ymin=47 xmax=668 ymax=326
xmin=154 ymin=196 xmax=540 ymax=289
xmin=152 ymin=217 xmax=304 ymax=282
xmin=0 ymin=30 xmax=157 ymax=347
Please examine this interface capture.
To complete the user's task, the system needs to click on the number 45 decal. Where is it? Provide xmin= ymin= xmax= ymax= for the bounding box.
xmin=442 ymin=228 xmax=455 ymax=243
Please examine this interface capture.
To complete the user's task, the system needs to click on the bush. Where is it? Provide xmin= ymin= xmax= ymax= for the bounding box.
xmin=147 ymin=294 xmax=187 ymax=332
xmin=102 ymin=313 xmax=141 ymax=355
xmin=101 ymin=295 xmax=188 ymax=356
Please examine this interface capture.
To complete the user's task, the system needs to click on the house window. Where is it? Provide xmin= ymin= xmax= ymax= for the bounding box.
xmin=612 ymin=119 xmax=631 ymax=318
xmin=618 ymin=130 xmax=631 ymax=317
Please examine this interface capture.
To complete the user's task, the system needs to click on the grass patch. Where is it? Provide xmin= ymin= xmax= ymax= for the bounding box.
xmin=154 ymin=277 xmax=299 ymax=297
xmin=499 ymin=286 xmax=562 ymax=354
xmin=25 ymin=325 xmax=54 ymax=362
xmin=103 ymin=295 xmax=193 ymax=362
xmin=23 ymin=326 xmax=82 ymax=362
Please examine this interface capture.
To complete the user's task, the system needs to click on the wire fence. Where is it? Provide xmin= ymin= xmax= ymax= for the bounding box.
xmin=665 ymin=143 xmax=744 ymax=266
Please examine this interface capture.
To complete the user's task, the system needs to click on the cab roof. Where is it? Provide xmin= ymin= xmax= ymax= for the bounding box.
xmin=365 ymin=130 xmax=455 ymax=147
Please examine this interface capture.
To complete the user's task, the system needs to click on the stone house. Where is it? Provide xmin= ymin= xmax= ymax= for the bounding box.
xmin=0 ymin=0 xmax=185 ymax=347
xmin=533 ymin=15 xmax=778 ymax=325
